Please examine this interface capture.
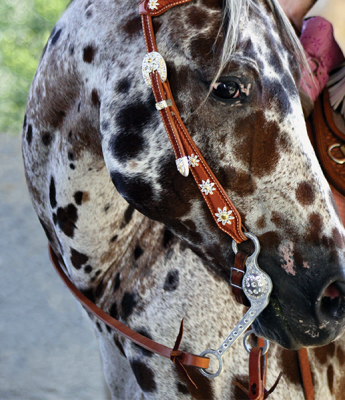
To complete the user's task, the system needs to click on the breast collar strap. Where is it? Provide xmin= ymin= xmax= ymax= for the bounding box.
xmin=139 ymin=0 xmax=247 ymax=244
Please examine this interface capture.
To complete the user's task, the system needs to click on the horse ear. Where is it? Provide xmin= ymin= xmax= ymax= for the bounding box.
xmin=277 ymin=0 xmax=316 ymax=32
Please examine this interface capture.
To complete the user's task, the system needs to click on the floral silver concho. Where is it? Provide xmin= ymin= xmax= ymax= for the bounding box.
xmin=215 ymin=207 xmax=234 ymax=225
xmin=148 ymin=0 xmax=159 ymax=10
xmin=199 ymin=179 xmax=215 ymax=195
xmin=188 ymin=154 xmax=200 ymax=167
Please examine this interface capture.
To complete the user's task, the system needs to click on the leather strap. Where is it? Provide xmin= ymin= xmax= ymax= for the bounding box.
xmin=231 ymin=251 xmax=250 ymax=306
xmin=312 ymin=89 xmax=345 ymax=197
xmin=249 ymin=347 xmax=265 ymax=400
xmin=257 ymin=338 xmax=267 ymax=389
xmin=139 ymin=1 xmax=247 ymax=243
xmin=298 ymin=348 xmax=315 ymax=400
xmin=48 ymin=244 xmax=209 ymax=370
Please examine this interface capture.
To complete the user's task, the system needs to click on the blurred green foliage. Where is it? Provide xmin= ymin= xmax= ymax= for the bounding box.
xmin=0 ymin=0 xmax=69 ymax=134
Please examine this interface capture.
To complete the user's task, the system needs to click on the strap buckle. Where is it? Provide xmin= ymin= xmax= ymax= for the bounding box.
xmin=230 ymin=267 xmax=245 ymax=290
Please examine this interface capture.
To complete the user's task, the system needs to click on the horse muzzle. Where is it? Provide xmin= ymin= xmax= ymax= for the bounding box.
xmin=252 ymin=276 xmax=345 ymax=350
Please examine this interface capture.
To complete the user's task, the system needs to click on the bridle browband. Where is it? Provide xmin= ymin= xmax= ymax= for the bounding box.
xmin=46 ymin=1 xmax=315 ymax=398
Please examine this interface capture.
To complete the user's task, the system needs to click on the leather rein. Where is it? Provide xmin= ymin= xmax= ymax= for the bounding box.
xmin=47 ymin=0 xmax=315 ymax=398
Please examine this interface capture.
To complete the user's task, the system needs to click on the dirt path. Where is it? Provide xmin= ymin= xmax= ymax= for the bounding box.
xmin=0 ymin=134 xmax=110 ymax=400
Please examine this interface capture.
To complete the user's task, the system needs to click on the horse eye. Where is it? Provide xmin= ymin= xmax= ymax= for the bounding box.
xmin=212 ymin=82 xmax=240 ymax=100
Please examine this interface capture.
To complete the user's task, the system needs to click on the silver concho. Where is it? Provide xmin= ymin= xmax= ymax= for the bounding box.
xmin=176 ymin=156 xmax=189 ymax=177
xmin=243 ymin=273 xmax=268 ymax=298
xmin=142 ymin=52 xmax=167 ymax=87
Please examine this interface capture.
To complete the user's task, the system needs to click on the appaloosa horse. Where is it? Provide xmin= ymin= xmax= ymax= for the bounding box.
xmin=22 ymin=0 xmax=345 ymax=398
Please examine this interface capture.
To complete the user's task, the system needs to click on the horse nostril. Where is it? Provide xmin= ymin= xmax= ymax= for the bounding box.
xmin=323 ymin=283 xmax=341 ymax=299
xmin=320 ymin=282 xmax=345 ymax=319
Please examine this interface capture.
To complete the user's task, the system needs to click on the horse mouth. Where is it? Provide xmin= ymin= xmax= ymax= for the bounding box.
xmin=252 ymin=283 xmax=345 ymax=350
xmin=251 ymin=296 xmax=302 ymax=350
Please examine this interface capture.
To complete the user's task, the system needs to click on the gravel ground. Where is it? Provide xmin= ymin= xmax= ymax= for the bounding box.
xmin=0 ymin=134 xmax=110 ymax=400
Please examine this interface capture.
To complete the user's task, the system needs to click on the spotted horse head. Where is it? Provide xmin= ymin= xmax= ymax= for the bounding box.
xmin=100 ymin=0 xmax=345 ymax=349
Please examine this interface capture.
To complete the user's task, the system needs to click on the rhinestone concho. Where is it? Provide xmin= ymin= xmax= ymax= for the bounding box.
xmin=142 ymin=52 xmax=167 ymax=87
xmin=243 ymin=273 xmax=268 ymax=298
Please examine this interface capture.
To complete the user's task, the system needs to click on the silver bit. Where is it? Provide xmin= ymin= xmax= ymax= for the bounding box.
xmin=199 ymin=232 xmax=273 ymax=378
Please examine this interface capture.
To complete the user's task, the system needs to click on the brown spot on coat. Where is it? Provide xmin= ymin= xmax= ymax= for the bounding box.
xmin=190 ymin=36 xmax=218 ymax=66
xmin=123 ymin=16 xmax=141 ymax=35
xmin=313 ymin=342 xmax=336 ymax=364
xmin=271 ymin=211 xmax=298 ymax=239
xmin=337 ymin=346 xmax=345 ymax=364
xmin=306 ymin=213 xmax=323 ymax=246
xmin=91 ymin=89 xmax=100 ymax=106
xmin=110 ymin=302 xmax=119 ymax=319
xmin=82 ymin=192 xmax=90 ymax=202
xmin=327 ymin=364 xmax=334 ymax=393
xmin=114 ymin=336 xmax=126 ymax=357
xmin=334 ymin=378 xmax=345 ymax=399
xmin=121 ymin=204 xmax=135 ymax=228
xmin=55 ymin=204 xmax=78 ymax=237
xmin=176 ymin=365 xmax=214 ymax=399
xmin=177 ymin=382 xmax=189 ymax=394
xmin=217 ymin=166 xmax=257 ymax=197
xmin=74 ymin=191 xmax=83 ymax=205
xmin=26 ymin=125 xmax=33 ymax=144
xmin=28 ymin=66 xmax=82 ymax=130
xmin=186 ymin=6 xmax=209 ymax=29
xmin=201 ymin=0 xmax=222 ymax=9
xmin=42 ymin=131 xmax=52 ymax=146
xmin=295 ymin=181 xmax=315 ymax=206
xmin=130 ymin=360 xmax=157 ymax=392
xmin=332 ymin=228 xmax=345 ymax=249
xmin=70 ymin=248 xmax=89 ymax=269
xmin=83 ymin=45 xmax=96 ymax=63
xmin=94 ymin=278 xmax=105 ymax=299
xmin=256 ymin=215 xmax=266 ymax=230
xmin=233 ymin=112 xmax=281 ymax=179
xmin=277 ymin=349 xmax=302 ymax=386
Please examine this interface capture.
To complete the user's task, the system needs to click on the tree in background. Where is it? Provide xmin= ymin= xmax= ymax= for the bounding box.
xmin=0 ymin=0 xmax=69 ymax=134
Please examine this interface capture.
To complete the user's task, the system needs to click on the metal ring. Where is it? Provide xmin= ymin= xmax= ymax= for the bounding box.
xmin=327 ymin=143 xmax=345 ymax=165
xmin=232 ymin=232 xmax=260 ymax=258
xmin=198 ymin=349 xmax=223 ymax=379
xmin=243 ymin=330 xmax=269 ymax=355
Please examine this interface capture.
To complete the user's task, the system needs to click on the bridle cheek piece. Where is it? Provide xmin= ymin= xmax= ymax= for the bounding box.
xmin=139 ymin=0 xmax=273 ymax=377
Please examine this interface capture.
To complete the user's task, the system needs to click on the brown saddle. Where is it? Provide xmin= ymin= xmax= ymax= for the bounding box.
xmin=310 ymin=88 xmax=345 ymax=198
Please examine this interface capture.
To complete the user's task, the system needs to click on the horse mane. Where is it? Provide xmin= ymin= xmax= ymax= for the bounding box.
xmin=218 ymin=0 xmax=308 ymax=77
